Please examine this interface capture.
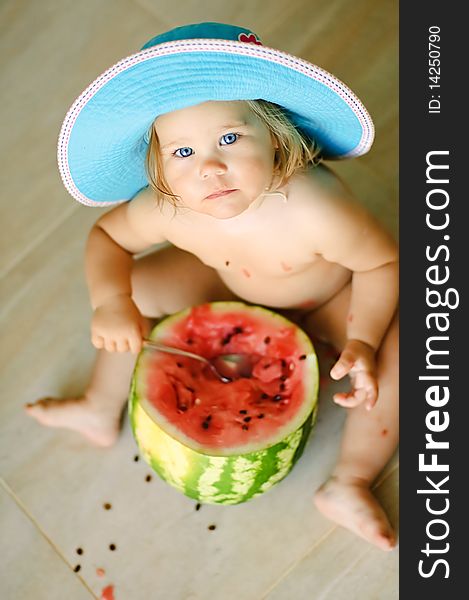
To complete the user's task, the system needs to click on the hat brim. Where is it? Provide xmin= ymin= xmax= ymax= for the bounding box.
xmin=58 ymin=39 xmax=374 ymax=206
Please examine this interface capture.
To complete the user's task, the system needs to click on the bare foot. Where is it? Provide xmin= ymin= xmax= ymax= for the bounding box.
xmin=24 ymin=395 xmax=122 ymax=447
xmin=314 ymin=475 xmax=396 ymax=551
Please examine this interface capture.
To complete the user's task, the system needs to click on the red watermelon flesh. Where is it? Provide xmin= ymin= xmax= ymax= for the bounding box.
xmin=141 ymin=304 xmax=314 ymax=453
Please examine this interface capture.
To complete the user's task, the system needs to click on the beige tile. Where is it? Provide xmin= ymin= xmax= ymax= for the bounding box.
xmin=263 ymin=468 xmax=399 ymax=599
xmin=0 ymin=0 xmax=167 ymax=274
xmin=0 ymin=483 xmax=94 ymax=600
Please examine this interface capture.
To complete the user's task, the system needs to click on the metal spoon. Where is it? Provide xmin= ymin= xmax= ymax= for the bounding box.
xmin=142 ymin=339 xmax=256 ymax=383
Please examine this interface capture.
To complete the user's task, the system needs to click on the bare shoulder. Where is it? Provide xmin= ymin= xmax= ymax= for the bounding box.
xmin=287 ymin=164 xmax=398 ymax=268
xmin=96 ymin=187 xmax=168 ymax=253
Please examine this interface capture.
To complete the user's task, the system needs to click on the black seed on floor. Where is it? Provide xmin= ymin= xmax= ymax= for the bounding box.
xmin=299 ymin=354 xmax=307 ymax=360
xmin=76 ymin=548 xmax=83 ymax=555
xmin=208 ymin=524 xmax=216 ymax=531
xmin=133 ymin=455 xmax=139 ymax=462
xmin=109 ymin=544 xmax=116 ymax=551
xmin=261 ymin=393 xmax=269 ymax=399
xmin=145 ymin=474 xmax=152 ymax=482
xmin=195 ymin=503 xmax=202 ymax=511
xmin=243 ymin=416 xmax=252 ymax=423
xmin=103 ymin=503 xmax=112 ymax=510
xmin=264 ymin=336 xmax=271 ymax=344
xmin=242 ymin=424 xmax=249 ymax=430
xmin=273 ymin=395 xmax=282 ymax=402
xmin=74 ymin=565 xmax=81 ymax=573
xmin=257 ymin=413 xmax=265 ymax=419
xmin=239 ymin=409 xmax=248 ymax=414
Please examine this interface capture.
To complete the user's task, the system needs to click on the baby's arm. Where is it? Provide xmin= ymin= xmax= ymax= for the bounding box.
xmin=301 ymin=172 xmax=398 ymax=408
xmin=85 ymin=189 xmax=166 ymax=353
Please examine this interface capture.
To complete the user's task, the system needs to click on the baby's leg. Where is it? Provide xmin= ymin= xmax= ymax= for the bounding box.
xmin=26 ymin=246 xmax=238 ymax=446
xmin=300 ymin=284 xmax=398 ymax=550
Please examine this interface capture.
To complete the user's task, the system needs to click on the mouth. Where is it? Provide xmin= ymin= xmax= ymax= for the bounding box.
xmin=205 ymin=189 xmax=237 ymax=200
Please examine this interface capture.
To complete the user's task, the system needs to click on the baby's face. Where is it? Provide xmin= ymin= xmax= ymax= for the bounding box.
xmin=154 ymin=101 xmax=276 ymax=219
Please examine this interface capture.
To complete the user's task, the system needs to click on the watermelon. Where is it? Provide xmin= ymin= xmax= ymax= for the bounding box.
xmin=129 ymin=302 xmax=319 ymax=505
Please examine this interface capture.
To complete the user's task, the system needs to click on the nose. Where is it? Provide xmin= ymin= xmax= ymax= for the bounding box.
xmin=199 ymin=155 xmax=227 ymax=179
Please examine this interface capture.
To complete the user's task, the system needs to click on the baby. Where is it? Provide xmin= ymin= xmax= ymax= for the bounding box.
xmin=26 ymin=23 xmax=398 ymax=552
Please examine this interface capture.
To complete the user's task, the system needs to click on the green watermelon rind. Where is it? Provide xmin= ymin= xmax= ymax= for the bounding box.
xmin=129 ymin=378 xmax=317 ymax=504
xmin=128 ymin=302 xmax=319 ymax=505
xmin=132 ymin=302 xmax=319 ymax=457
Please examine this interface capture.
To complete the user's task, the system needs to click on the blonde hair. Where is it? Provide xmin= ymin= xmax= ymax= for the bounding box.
xmin=145 ymin=99 xmax=322 ymax=206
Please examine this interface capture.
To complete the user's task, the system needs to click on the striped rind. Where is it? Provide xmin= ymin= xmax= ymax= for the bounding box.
xmin=129 ymin=383 xmax=316 ymax=504
xmin=128 ymin=302 xmax=319 ymax=504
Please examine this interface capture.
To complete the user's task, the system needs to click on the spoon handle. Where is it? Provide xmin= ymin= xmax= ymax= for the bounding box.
xmin=142 ymin=339 xmax=209 ymax=364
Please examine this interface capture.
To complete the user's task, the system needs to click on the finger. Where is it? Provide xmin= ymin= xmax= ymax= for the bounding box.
xmin=129 ymin=333 xmax=143 ymax=355
xmin=333 ymin=389 xmax=367 ymax=407
xmin=330 ymin=352 xmax=355 ymax=380
xmin=92 ymin=335 xmax=104 ymax=350
xmin=105 ymin=340 xmax=117 ymax=353
xmin=115 ymin=338 xmax=130 ymax=353
xmin=366 ymin=381 xmax=379 ymax=410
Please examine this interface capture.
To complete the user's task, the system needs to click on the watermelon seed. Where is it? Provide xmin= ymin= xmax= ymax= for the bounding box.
xmin=239 ymin=409 xmax=248 ymax=414
xmin=74 ymin=565 xmax=81 ymax=573
xmin=178 ymin=405 xmax=188 ymax=412
xmin=279 ymin=383 xmax=286 ymax=391
xmin=273 ymin=395 xmax=282 ymax=402
xmin=186 ymin=386 xmax=195 ymax=393
xmin=264 ymin=336 xmax=271 ymax=344
xmin=103 ymin=503 xmax=112 ymax=510
xmin=261 ymin=393 xmax=269 ymax=399
xmin=257 ymin=413 xmax=265 ymax=419
xmin=206 ymin=415 xmax=212 ymax=421
xmin=202 ymin=421 xmax=210 ymax=429
xmin=187 ymin=338 xmax=194 ymax=345
xmin=233 ymin=326 xmax=243 ymax=334
xmin=242 ymin=424 xmax=249 ymax=430
xmin=109 ymin=544 xmax=116 ymax=551
xmin=176 ymin=362 xmax=183 ymax=368
xmin=76 ymin=548 xmax=83 ymax=555
xmin=281 ymin=359 xmax=287 ymax=368
xmin=195 ymin=503 xmax=202 ymax=511
xmin=263 ymin=363 xmax=271 ymax=369
xmin=221 ymin=334 xmax=233 ymax=346
xmin=208 ymin=525 xmax=216 ymax=531
xmin=133 ymin=455 xmax=139 ymax=462
xmin=243 ymin=416 xmax=251 ymax=423
xmin=145 ymin=474 xmax=152 ymax=482
xmin=280 ymin=375 xmax=287 ymax=381
xmin=299 ymin=354 xmax=307 ymax=360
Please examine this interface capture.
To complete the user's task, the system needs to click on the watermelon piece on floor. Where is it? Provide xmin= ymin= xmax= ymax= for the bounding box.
xmin=129 ymin=302 xmax=319 ymax=504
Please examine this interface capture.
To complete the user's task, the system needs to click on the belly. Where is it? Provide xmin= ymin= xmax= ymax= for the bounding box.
xmin=217 ymin=261 xmax=351 ymax=310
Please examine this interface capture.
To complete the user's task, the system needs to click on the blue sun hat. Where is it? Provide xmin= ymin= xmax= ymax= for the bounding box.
xmin=58 ymin=22 xmax=375 ymax=207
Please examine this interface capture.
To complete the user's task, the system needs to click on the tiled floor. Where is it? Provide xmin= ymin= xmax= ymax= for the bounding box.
xmin=0 ymin=1 xmax=398 ymax=598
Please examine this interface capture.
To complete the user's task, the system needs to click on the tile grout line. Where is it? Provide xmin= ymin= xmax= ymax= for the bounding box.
xmin=0 ymin=476 xmax=99 ymax=599
xmin=0 ymin=202 xmax=77 ymax=281
xmin=258 ymin=464 xmax=398 ymax=599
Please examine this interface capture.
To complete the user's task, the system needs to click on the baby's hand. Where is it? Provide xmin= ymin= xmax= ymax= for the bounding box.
xmin=329 ymin=339 xmax=378 ymax=411
xmin=91 ymin=295 xmax=147 ymax=354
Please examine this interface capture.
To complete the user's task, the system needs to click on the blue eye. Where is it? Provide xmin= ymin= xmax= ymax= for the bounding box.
xmin=220 ymin=133 xmax=239 ymax=145
xmin=174 ymin=147 xmax=193 ymax=158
